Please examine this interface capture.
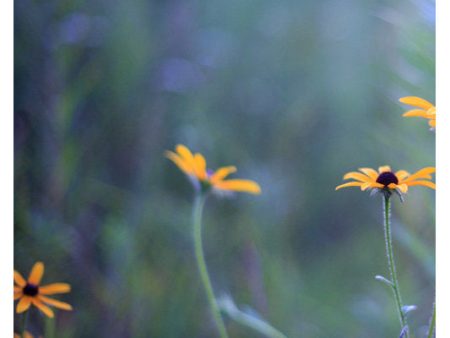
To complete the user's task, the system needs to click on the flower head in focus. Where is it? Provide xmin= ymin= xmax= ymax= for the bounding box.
xmin=399 ymin=96 xmax=436 ymax=129
xmin=336 ymin=165 xmax=435 ymax=199
xmin=166 ymin=144 xmax=261 ymax=195
xmin=14 ymin=262 xmax=72 ymax=318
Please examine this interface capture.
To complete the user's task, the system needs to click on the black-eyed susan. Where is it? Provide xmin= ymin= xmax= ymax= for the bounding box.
xmin=166 ymin=144 xmax=261 ymax=195
xmin=399 ymin=96 xmax=436 ymax=129
xmin=335 ymin=165 xmax=435 ymax=197
xmin=14 ymin=262 xmax=72 ymax=318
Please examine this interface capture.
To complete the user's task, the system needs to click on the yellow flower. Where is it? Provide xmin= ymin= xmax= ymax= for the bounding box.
xmin=399 ymin=96 xmax=436 ymax=129
xmin=14 ymin=262 xmax=72 ymax=318
xmin=336 ymin=166 xmax=435 ymax=196
xmin=166 ymin=144 xmax=261 ymax=194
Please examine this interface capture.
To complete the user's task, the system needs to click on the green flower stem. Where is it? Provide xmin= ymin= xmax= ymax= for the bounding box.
xmin=21 ymin=311 xmax=29 ymax=336
xmin=193 ymin=194 xmax=229 ymax=338
xmin=383 ymin=195 xmax=408 ymax=337
xmin=45 ymin=313 xmax=56 ymax=338
xmin=426 ymin=302 xmax=435 ymax=338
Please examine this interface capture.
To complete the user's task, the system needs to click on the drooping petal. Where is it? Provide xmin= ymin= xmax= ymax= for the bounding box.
xmin=396 ymin=184 xmax=408 ymax=193
xmin=402 ymin=109 xmax=429 ymax=118
xmin=429 ymin=119 xmax=436 ymax=128
xmin=399 ymin=96 xmax=434 ymax=110
xmin=14 ymin=271 xmax=27 ymax=287
xmin=406 ymin=180 xmax=436 ymax=189
xmin=31 ymin=298 xmax=54 ymax=318
xmin=378 ymin=166 xmax=391 ymax=173
xmin=335 ymin=182 xmax=363 ymax=190
xmin=165 ymin=151 xmax=193 ymax=175
xmin=343 ymin=172 xmax=372 ymax=182
xmin=387 ymin=183 xmax=397 ymax=189
xmin=358 ymin=168 xmax=378 ymax=180
xmin=28 ymin=262 xmax=44 ymax=285
xmin=39 ymin=283 xmax=71 ymax=295
xmin=210 ymin=166 xmax=237 ymax=184
xmin=39 ymin=295 xmax=73 ymax=311
xmin=215 ymin=179 xmax=261 ymax=194
xmin=193 ymin=153 xmax=207 ymax=180
xmin=16 ymin=296 xmax=32 ymax=313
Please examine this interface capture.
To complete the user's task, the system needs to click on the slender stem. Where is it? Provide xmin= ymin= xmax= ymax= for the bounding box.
xmin=21 ymin=311 xmax=29 ymax=336
xmin=383 ymin=195 xmax=408 ymax=337
xmin=426 ymin=302 xmax=436 ymax=338
xmin=193 ymin=194 xmax=229 ymax=338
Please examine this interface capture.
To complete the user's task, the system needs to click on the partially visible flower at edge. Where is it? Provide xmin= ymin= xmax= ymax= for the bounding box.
xmin=14 ymin=331 xmax=41 ymax=338
xmin=165 ymin=144 xmax=261 ymax=195
xmin=399 ymin=96 xmax=436 ymax=129
xmin=335 ymin=165 xmax=435 ymax=198
xmin=14 ymin=262 xmax=72 ymax=318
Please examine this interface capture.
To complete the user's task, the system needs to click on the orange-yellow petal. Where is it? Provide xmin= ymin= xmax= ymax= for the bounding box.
xmin=405 ymin=180 xmax=436 ymax=190
xmin=388 ymin=183 xmax=397 ymax=189
xmin=215 ymin=179 xmax=261 ymax=194
xmin=335 ymin=182 xmax=363 ymax=190
xmin=210 ymin=166 xmax=237 ymax=184
xmin=14 ymin=332 xmax=34 ymax=338
xmin=14 ymin=291 xmax=23 ymax=300
xmin=402 ymin=167 xmax=435 ymax=183
xmin=395 ymin=170 xmax=410 ymax=180
xmin=32 ymin=298 xmax=54 ymax=318
xmin=39 ymin=295 xmax=73 ymax=311
xmin=39 ymin=283 xmax=71 ymax=295
xmin=193 ymin=153 xmax=207 ymax=180
xmin=165 ymin=151 xmax=193 ymax=175
xmin=402 ymin=109 xmax=429 ymax=118
xmin=343 ymin=172 xmax=372 ymax=182
xmin=429 ymin=119 xmax=436 ymax=128
xmin=16 ymin=296 xmax=32 ymax=313
xmin=361 ymin=182 xmax=373 ymax=191
xmin=358 ymin=168 xmax=378 ymax=180
xmin=175 ymin=144 xmax=195 ymax=164
xmin=399 ymin=96 xmax=434 ymax=110
xmin=397 ymin=184 xmax=408 ymax=193
xmin=14 ymin=271 xmax=27 ymax=287
xmin=378 ymin=166 xmax=391 ymax=173
xmin=28 ymin=262 xmax=44 ymax=285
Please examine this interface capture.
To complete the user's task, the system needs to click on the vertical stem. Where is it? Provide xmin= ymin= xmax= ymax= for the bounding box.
xmin=193 ymin=194 xmax=229 ymax=338
xmin=21 ymin=311 xmax=29 ymax=336
xmin=383 ymin=195 xmax=409 ymax=337
xmin=426 ymin=302 xmax=436 ymax=338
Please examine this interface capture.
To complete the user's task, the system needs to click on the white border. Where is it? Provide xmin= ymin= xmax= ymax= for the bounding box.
xmin=2 ymin=0 xmax=444 ymax=336
xmin=436 ymin=0 xmax=449 ymax=336
xmin=0 ymin=0 xmax=14 ymax=335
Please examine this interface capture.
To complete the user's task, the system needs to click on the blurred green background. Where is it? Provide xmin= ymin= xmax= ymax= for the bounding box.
xmin=14 ymin=0 xmax=435 ymax=337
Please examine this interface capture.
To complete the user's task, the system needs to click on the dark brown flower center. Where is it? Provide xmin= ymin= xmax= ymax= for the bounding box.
xmin=23 ymin=283 xmax=39 ymax=296
xmin=376 ymin=171 xmax=398 ymax=186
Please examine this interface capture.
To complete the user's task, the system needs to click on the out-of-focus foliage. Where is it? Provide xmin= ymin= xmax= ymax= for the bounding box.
xmin=14 ymin=0 xmax=434 ymax=337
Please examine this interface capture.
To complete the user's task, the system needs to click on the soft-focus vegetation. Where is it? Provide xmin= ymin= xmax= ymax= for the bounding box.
xmin=15 ymin=0 xmax=434 ymax=337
